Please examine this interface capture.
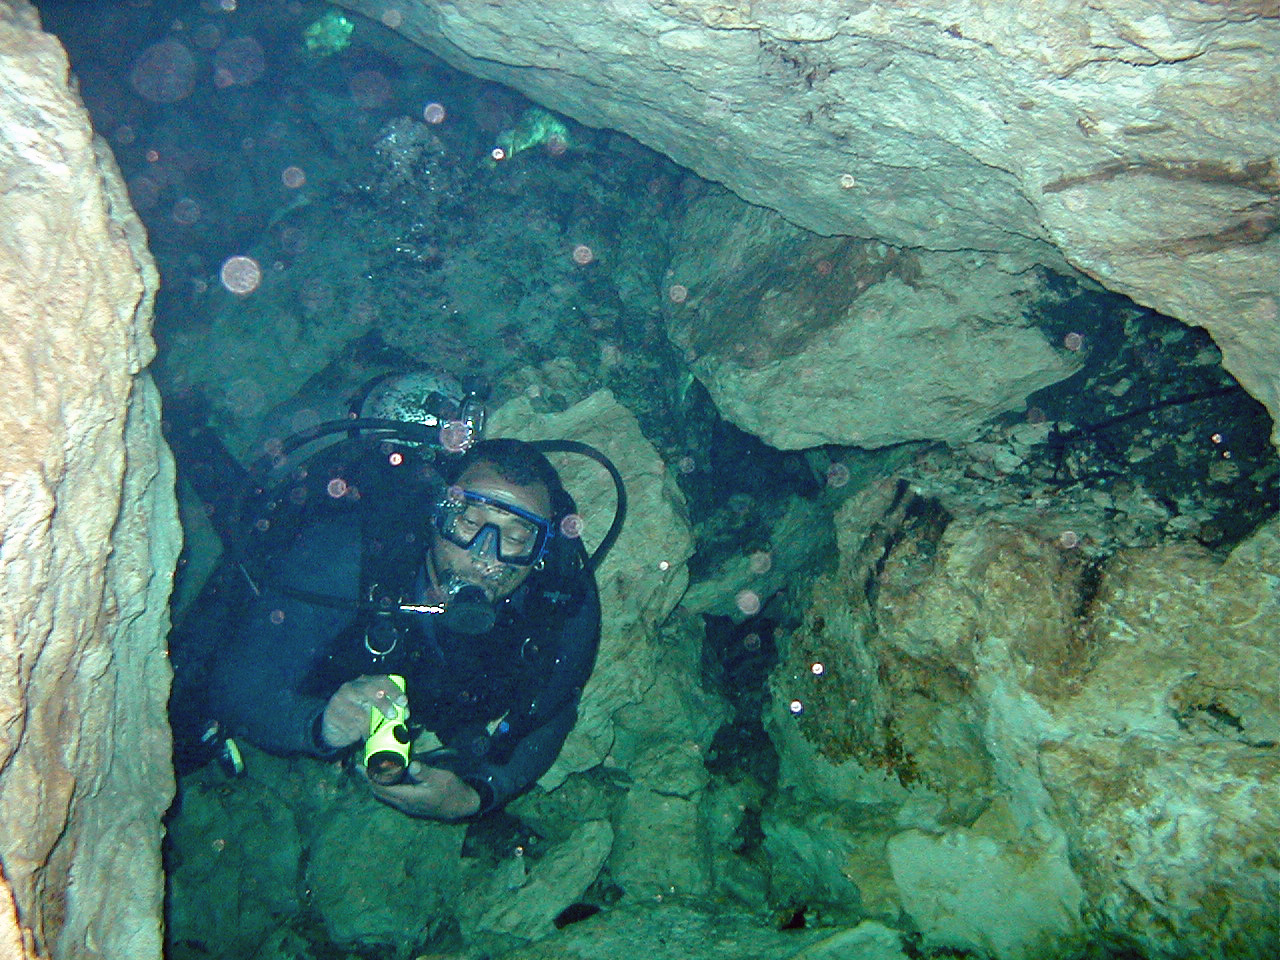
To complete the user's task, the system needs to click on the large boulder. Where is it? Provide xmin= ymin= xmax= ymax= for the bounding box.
xmin=491 ymin=900 xmax=909 ymax=960
xmin=491 ymin=389 xmax=734 ymax=903
xmin=337 ymin=0 xmax=1280 ymax=442
xmin=663 ymin=191 xmax=1074 ymax=448
xmin=0 ymin=2 xmax=177 ymax=957
xmin=488 ymin=388 xmax=696 ymax=784
xmin=764 ymin=471 xmax=1279 ymax=959
xmin=1037 ymin=524 xmax=1280 ymax=960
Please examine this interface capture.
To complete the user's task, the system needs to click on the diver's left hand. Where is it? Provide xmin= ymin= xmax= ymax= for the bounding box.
xmin=366 ymin=762 xmax=481 ymax=820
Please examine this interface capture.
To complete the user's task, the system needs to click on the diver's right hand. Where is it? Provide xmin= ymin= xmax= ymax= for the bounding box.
xmin=319 ymin=675 xmax=408 ymax=750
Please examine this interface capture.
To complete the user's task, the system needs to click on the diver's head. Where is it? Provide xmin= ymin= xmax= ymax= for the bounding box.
xmin=428 ymin=439 xmax=563 ymax=608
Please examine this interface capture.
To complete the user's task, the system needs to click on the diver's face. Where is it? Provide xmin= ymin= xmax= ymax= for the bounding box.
xmin=429 ymin=463 xmax=552 ymax=601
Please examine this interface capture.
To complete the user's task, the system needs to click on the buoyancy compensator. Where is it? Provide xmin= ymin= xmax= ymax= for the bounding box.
xmin=229 ymin=371 xmax=626 ymax=639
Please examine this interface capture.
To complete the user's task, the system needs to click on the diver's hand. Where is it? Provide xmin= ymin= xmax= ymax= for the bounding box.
xmin=320 ymin=674 xmax=408 ymax=750
xmin=367 ymin=762 xmax=481 ymax=820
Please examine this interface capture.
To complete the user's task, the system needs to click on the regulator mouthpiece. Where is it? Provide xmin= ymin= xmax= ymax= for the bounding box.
xmin=441 ymin=584 xmax=496 ymax=635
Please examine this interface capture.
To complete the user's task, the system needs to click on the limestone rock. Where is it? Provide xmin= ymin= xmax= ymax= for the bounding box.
xmin=765 ymin=469 xmax=1279 ymax=958
xmin=699 ymin=778 xmax=771 ymax=908
xmin=887 ymin=819 xmax=1084 ymax=960
xmin=680 ymin=494 xmax=833 ymax=618
xmin=603 ymin=615 xmax=727 ymax=899
xmin=166 ymin=744 xmax=466 ymax=958
xmin=461 ymin=819 xmax=613 ymax=949
xmin=165 ymin=770 xmax=305 ymax=957
xmin=1036 ymin=521 xmax=1280 ymax=959
xmin=664 ymin=192 xmax=1073 ymax=448
xmin=487 ymin=390 xmax=695 ymax=784
xmin=491 ymin=900 xmax=908 ymax=960
xmin=0 ymin=3 xmax=176 ymax=957
xmin=337 ymin=0 xmax=1280 ymax=442
xmin=306 ymin=789 xmax=465 ymax=947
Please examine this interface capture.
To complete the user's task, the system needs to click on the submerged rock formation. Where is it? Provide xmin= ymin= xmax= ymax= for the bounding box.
xmin=0 ymin=2 xmax=178 ymax=957
xmin=763 ymin=467 xmax=1279 ymax=959
xmin=4 ymin=1 xmax=1271 ymax=958
xmin=663 ymin=191 xmax=1074 ymax=449
xmin=338 ymin=0 xmax=1280 ymax=442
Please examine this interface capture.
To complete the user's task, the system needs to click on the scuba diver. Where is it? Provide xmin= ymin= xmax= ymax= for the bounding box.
xmin=166 ymin=372 xmax=622 ymax=821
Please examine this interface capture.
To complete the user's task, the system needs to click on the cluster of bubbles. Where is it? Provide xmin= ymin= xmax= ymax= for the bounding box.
xmin=130 ymin=28 xmax=269 ymax=104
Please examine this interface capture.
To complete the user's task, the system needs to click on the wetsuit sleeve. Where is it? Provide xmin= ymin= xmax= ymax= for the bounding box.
xmin=450 ymin=576 xmax=602 ymax=816
xmin=207 ymin=517 xmax=362 ymax=757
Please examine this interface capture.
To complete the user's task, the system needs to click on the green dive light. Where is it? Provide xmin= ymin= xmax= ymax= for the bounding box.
xmin=363 ymin=674 xmax=410 ymax=785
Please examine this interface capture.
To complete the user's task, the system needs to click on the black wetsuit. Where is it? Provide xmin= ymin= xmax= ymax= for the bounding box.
xmin=204 ymin=491 xmax=600 ymax=817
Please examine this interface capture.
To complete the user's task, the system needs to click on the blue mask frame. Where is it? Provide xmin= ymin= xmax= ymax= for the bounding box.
xmin=433 ymin=488 xmax=554 ymax=566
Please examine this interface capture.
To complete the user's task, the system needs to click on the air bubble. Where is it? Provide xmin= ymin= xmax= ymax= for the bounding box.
xmin=130 ymin=39 xmax=197 ymax=104
xmin=439 ymin=421 xmax=473 ymax=453
xmin=219 ymin=255 xmax=262 ymax=294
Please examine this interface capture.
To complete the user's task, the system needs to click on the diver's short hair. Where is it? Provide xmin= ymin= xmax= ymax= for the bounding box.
xmin=445 ymin=438 xmax=568 ymax=515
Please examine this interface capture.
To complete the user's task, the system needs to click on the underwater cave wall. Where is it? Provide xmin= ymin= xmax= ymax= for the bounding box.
xmin=0 ymin=3 xmax=178 ymax=958
xmin=338 ymin=0 xmax=1280 ymax=446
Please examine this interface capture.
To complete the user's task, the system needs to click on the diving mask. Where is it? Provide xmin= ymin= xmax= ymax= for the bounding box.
xmin=433 ymin=487 xmax=553 ymax=567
